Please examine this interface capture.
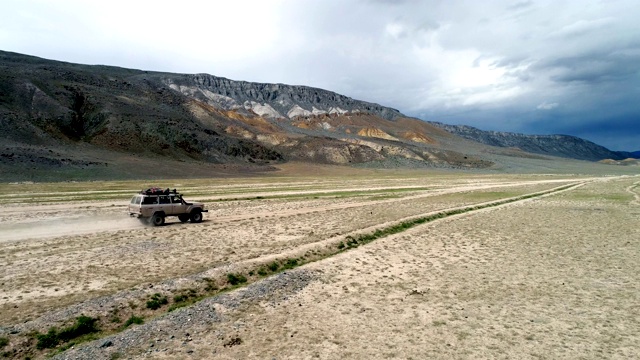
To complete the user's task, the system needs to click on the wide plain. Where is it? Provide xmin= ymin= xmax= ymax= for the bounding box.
xmin=0 ymin=169 xmax=638 ymax=359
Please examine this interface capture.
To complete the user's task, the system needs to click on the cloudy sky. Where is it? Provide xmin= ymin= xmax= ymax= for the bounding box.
xmin=2 ymin=0 xmax=639 ymax=150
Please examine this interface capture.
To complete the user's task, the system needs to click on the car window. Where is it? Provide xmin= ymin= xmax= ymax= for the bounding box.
xmin=130 ymin=196 xmax=137 ymax=204
xmin=142 ymin=196 xmax=157 ymax=205
xmin=135 ymin=196 xmax=141 ymax=205
xmin=171 ymin=196 xmax=183 ymax=204
xmin=159 ymin=196 xmax=171 ymax=204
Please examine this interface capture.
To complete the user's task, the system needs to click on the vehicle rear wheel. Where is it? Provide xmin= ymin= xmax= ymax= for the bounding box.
xmin=190 ymin=210 xmax=203 ymax=223
xmin=178 ymin=214 xmax=190 ymax=223
xmin=150 ymin=213 xmax=165 ymax=226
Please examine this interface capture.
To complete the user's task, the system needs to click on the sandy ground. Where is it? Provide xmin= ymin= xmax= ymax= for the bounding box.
xmin=122 ymin=176 xmax=639 ymax=360
xmin=1 ymin=174 xmax=638 ymax=359
xmin=0 ymin=177 xmax=579 ymax=324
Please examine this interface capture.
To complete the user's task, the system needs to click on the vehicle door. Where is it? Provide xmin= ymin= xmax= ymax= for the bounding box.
xmin=157 ymin=195 xmax=173 ymax=215
xmin=171 ymin=195 xmax=187 ymax=214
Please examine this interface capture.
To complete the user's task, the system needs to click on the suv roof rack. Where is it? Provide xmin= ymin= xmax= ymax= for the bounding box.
xmin=140 ymin=188 xmax=179 ymax=195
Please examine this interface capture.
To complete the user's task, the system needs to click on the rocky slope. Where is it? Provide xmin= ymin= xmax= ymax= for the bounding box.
xmin=430 ymin=122 xmax=633 ymax=161
xmin=0 ymin=50 xmax=629 ymax=180
xmin=0 ymin=50 xmax=494 ymax=180
xmin=164 ymin=74 xmax=402 ymax=120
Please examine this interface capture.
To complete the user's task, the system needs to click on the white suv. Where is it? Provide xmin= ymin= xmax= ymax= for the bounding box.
xmin=129 ymin=188 xmax=208 ymax=226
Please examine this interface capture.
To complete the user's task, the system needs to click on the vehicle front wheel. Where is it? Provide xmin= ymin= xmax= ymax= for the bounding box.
xmin=190 ymin=210 xmax=203 ymax=223
xmin=178 ymin=214 xmax=190 ymax=223
xmin=150 ymin=213 xmax=165 ymax=226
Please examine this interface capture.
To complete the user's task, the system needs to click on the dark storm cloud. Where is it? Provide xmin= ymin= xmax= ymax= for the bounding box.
xmin=559 ymin=53 xmax=636 ymax=86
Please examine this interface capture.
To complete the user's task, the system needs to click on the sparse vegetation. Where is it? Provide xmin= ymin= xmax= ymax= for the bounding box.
xmin=123 ymin=315 xmax=144 ymax=328
xmin=173 ymin=294 xmax=188 ymax=303
xmin=337 ymin=185 xmax=576 ymax=250
xmin=227 ymin=273 xmax=248 ymax=286
xmin=268 ymin=262 xmax=280 ymax=272
xmin=282 ymin=258 xmax=298 ymax=270
xmin=168 ymin=289 xmax=201 ymax=312
xmin=146 ymin=293 xmax=168 ymax=310
xmin=35 ymin=315 xmax=100 ymax=349
xmin=0 ymin=337 xmax=8 ymax=348
xmin=203 ymin=278 xmax=219 ymax=292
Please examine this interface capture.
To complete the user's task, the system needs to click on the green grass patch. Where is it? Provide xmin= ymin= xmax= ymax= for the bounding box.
xmin=0 ymin=337 xmax=8 ymax=348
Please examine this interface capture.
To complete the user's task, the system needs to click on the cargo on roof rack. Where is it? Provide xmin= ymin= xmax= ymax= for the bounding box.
xmin=140 ymin=188 xmax=178 ymax=195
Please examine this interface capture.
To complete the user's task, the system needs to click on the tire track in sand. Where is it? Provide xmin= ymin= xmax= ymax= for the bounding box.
xmin=626 ymin=181 xmax=640 ymax=205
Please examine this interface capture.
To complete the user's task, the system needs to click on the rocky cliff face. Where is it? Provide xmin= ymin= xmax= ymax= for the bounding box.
xmin=162 ymin=74 xmax=402 ymax=120
xmin=431 ymin=123 xmax=630 ymax=161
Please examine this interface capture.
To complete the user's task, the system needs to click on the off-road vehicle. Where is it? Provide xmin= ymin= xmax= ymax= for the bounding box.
xmin=129 ymin=188 xmax=208 ymax=226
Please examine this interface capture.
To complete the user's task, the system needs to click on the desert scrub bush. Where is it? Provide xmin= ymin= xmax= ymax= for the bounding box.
xmin=226 ymin=273 xmax=247 ymax=286
xmin=202 ymin=278 xmax=218 ymax=292
xmin=146 ymin=293 xmax=168 ymax=310
xmin=0 ymin=337 xmax=8 ymax=348
xmin=36 ymin=328 xmax=59 ymax=349
xmin=268 ymin=262 xmax=279 ymax=272
xmin=282 ymin=258 xmax=298 ymax=270
xmin=36 ymin=315 xmax=100 ymax=349
xmin=173 ymin=294 xmax=188 ymax=303
xmin=169 ymin=289 xmax=200 ymax=311
xmin=257 ymin=267 xmax=268 ymax=276
xmin=123 ymin=315 xmax=144 ymax=328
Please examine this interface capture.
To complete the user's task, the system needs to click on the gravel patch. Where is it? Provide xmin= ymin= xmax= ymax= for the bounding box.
xmin=51 ymin=269 xmax=316 ymax=359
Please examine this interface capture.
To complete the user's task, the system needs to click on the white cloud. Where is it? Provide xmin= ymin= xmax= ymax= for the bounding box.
xmin=1 ymin=0 xmax=639 ymax=149
xmin=536 ymin=102 xmax=559 ymax=110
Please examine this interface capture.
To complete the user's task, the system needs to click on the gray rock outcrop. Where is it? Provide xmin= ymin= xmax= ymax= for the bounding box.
xmin=163 ymin=74 xmax=402 ymax=120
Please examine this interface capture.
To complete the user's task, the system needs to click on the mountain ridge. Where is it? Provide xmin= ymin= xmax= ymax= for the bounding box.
xmin=429 ymin=122 xmax=634 ymax=161
xmin=0 ymin=50 xmax=634 ymax=181
xmin=164 ymin=73 xmax=403 ymax=121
